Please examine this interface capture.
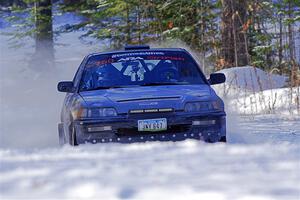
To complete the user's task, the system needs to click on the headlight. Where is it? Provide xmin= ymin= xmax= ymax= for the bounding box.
xmin=73 ymin=107 xmax=117 ymax=119
xmin=184 ymin=101 xmax=223 ymax=112
xmin=87 ymin=108 xmax=117 ymax=118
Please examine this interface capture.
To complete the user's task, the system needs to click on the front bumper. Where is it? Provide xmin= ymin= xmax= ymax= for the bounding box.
xmin=74 ymin=111 xmax=226 ymax=144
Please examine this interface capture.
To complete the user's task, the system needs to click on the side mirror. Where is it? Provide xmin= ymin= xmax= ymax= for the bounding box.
xmin=208 ymin=73 xmax=226 ymax=85
xmin=57 ymin=81 xmax=74 ymax=93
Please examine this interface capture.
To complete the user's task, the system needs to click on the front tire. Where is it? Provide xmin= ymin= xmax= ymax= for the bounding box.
xmin=58 ymin=123 xmax=66 ymax=146
xmin=69 ymin=124 xmax=78 ymax=146
xmin=219 ymin=136 xmax=227 ymax=142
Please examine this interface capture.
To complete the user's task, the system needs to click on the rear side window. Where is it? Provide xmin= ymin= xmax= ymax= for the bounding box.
xmin=79 ymin=51 xmax=206 ymax=91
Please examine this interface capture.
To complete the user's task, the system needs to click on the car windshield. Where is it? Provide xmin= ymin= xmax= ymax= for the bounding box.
xmin=79 ymin=50 xmax=206 ymax=91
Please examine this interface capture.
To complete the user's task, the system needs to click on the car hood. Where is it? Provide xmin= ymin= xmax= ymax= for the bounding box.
xmin=79 ymin=85 xmax=215 ymax=114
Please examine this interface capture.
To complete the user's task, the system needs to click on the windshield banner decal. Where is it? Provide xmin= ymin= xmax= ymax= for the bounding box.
xmin=112 ymin=52 xmax=165 ymax=58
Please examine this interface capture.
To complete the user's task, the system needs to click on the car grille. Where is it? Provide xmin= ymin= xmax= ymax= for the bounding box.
xmin=116 ymin=124 xmax=191 ymax=137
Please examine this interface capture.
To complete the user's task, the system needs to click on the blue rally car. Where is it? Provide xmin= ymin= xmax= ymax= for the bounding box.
xmin=57 ymin=45 xmax=226 ymax=146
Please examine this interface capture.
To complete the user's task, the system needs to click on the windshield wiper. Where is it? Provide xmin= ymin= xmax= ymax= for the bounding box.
xmin=84 ymin=86 xmax=125 ymax=91
xmin=140 ymin=82 xmax=186 ymax=86
xmin=84 ymin=82 xmax=187 ymax=91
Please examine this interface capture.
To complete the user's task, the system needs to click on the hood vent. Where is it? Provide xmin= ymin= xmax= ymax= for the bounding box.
xmin=117 ymin=96 xmax=181 ymax=103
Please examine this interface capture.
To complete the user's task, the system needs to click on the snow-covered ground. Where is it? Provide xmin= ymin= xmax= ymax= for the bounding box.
xmin=1 ymin=13 xmax=300 ymax=199
xmin=1 ymin=115 xmax=300 ymax=200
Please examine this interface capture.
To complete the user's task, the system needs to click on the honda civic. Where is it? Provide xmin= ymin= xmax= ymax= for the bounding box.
xmin=57 ymin=45 xmax=226 ymax=145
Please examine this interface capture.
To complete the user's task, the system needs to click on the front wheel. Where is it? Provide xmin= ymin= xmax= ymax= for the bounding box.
xmin=219 ymin=136 xmax=227 ymax=142
xmin=58 ymin=123 xmax=66 ymax=146
xmin=69 ymin=124 xmax=78 ymax=146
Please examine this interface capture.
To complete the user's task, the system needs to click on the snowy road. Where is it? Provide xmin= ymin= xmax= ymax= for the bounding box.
xmin=1 ymin=115 xmax=300 ymax=200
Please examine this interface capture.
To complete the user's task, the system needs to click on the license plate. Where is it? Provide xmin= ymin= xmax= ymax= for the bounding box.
xmin=138 ymin=118 xmax=167 ymax=132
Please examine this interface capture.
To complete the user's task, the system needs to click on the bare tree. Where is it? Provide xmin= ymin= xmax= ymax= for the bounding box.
xmin=221 ymin=0 xmax=249 ymax=68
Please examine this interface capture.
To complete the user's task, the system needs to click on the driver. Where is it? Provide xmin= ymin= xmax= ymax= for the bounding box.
xmin=157 ymin=61 xmax=179 ymax=82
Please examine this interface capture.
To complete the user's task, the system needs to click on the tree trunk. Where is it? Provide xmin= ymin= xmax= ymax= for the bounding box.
xmin=287 ymin=1 xmax=297 ymax=86
xmin=199 ymin=0 xmax=206 ymax=71
xmin=125 ymin=3 xmax=131 ymax=44
xmin=221 ymin=0 xmax=248 ymax=67
xmin=287 ymin=1 xmax=295 ymax=63
xmin=278 ymin=13 xmax=283 ymax=73
xmin=137 ymin=4 xmax=141 ymax=44
xmin=32 ymin=0 xmax=54 ymax=71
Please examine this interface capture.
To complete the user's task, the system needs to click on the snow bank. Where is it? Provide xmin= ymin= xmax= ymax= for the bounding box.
xmin=212 ymin=66 xmax=299 ymax=115
xmin=216 ymin=66 xmax=287 ymax=92
xmin=234 ymin=87 xmax=300 ymax=115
